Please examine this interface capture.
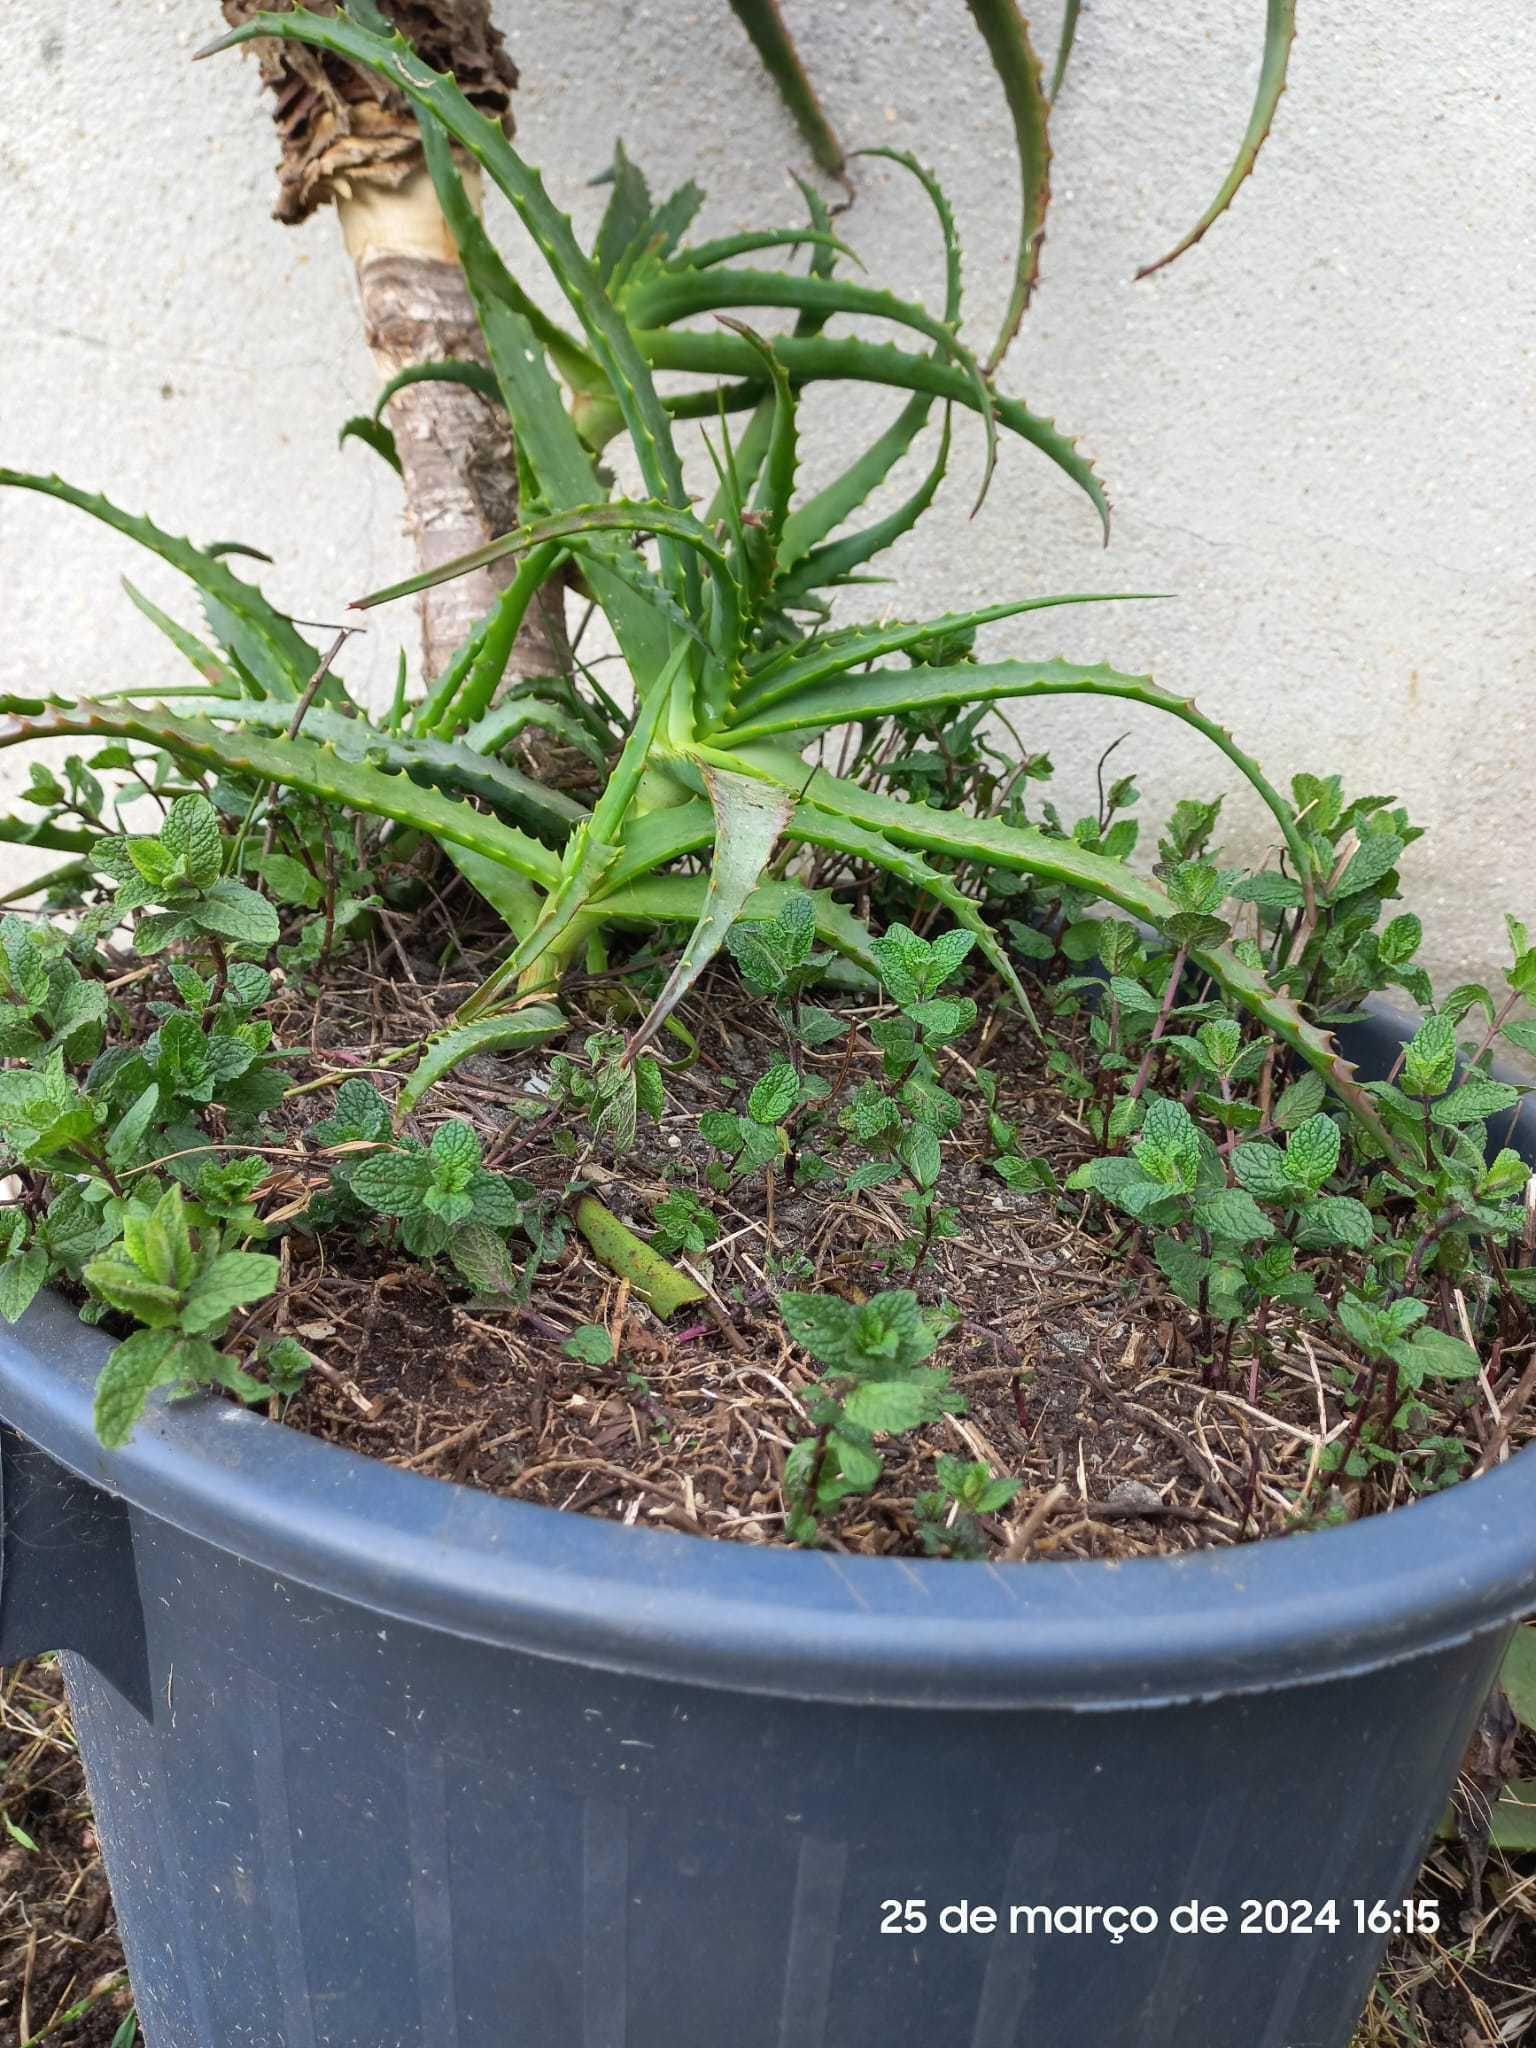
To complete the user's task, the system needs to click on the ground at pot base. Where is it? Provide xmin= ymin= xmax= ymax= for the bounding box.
xmin=0 ymin=1655 xmax=1529 ymax=2045
xmin=0 ymin=1662 xmax=129 ymax=2047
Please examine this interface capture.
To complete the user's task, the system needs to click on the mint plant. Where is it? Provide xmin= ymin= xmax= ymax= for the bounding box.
xmin=780 ymin=1288 xmax=964 ymax=1543
xmin=915 ymin=1457 xmax=1023 ymax=1560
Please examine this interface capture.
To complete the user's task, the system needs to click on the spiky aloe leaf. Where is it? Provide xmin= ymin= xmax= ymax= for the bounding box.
xmin=0 ymin=815 xmax=97 ymax=856
xmin=370 ymin=358 xmax=500 ymax=416
xmin=637 ymin=327 xmax=1109 ymax=539
xmin=624 ymin=766 xmax=796 ymax=1059
xmin=776 ymin=149 xmax=960 ymax=569
xmin=443 ymin=845 xmax=543 ymax=941
xmin=415 ymin=121 xmax=672 ymax=686
xmin=788 ymin=801 xmax=1039 ymax=1032
xmin=719 ymin=653 xmax=1311 ymax=884
xmin=602 ymin=800 xmax=718 ymax=893
xmin=120 ymin=579 xmax=236 ymax=689
xmin=338 ymin=414 xmax=402 ymax=473
xmin=775 ymin=411 xmax=952 ymax=604
xmin=964 ymin=0 xmax=1051 ymax=371
xmin=0 ymin=700 xmax=562 ymax=888
xmin=627 ymin=266 xmax=999 ymax=508
xmin=0 ymin=472 xmax=327 ymax=701
xmin=213 ymin=701 xmax=585 ymax=841
xmin=1137 ymin=0 xmax=1297 ymax=280
xmin=206 ymin=9 xmax=695 ymax=607
xmin=592 ymin=141 xmax=655 ymax=284
xmin=462 ymin=694 xmax=608 ymax=772
xmin=396 ymin=1004 xmax=566 ymax=1116
xmin=354 ymin=498 xmax=739 ymax=673
xmin=419 ymin=541 xmax=565 ymax=739
xmin=724 ymin=0 xmax=845 ymax=176
xmin=735 ymin=595 xmax=1146 ymax=712
xmin=713 ymin=745 xmax=1398 ymax=1151
xmin=1051 ymin=0 xmax=1082 ymax=97
xmin=674 ymin=227 xmax=856 ymax=272
xmin=593 ymin=873 xmax=878 ymax=978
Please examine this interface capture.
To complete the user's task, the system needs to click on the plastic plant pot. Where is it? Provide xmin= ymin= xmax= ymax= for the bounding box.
xmin=0 ymin=1008 xmax=1530 ymax=2048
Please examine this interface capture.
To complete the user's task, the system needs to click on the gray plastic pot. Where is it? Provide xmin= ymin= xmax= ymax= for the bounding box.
xmin=1 ymin=1012 xmax=1533 ymax=2048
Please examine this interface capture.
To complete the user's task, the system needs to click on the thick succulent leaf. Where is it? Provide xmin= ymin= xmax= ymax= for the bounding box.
xmin=720 ymin=652 xmax=1310 ymax=879
xmin=121 ymin=579 xmax=236 ymax=690
xmin=624 ymin=766 xmax=796 ymax=1058
xmin=788 ymin=801 xmax=1039 ymax=1030
xmin=724 ymin=0 xmax=845 ymax=175
xmin=718 ymin=744 xmax=1397 ymax=1149
xmin=1051 ymin=0 xmax=1082 ymax=97
xmin=777 ymin=150 xmax=960 ymax=567
xmin=675 ymin=227 xmax=856 ymax=272
xmin=442 ymin=844 xmax=543 ymax=940
xmin=214 ymin=700 xmax=585 ymax=841
xmin=1137 ymin=0 xmax=1297 ymax=279
xmin=353 ymin=499 xmax=737 ymax=667
xmin=369 ymin=357 xmax=500 ymax=417
xmin=574 ymin=1196 xmax=706 ymax=1319
xmin=638 ymin=327 xmax=1109 ymax=539
xmin=462 ymin=692 xmax=608 ymax=771
xmin=603 ymin=799 xmax=718 ymax=892
xmin=735 ymin=594 xmax=1144 ymax=713
xmin=592 ymin=141 xmax=654 ymax=284
xmin=963 ymin=0 xmax=1051 ymax=370
xmin=397 ymin=1004 xmax=566 ymax=1116
xmin=338 ymin=415 xmax=402 ymax=473
xmin=0 ymin=700 xmax=563 ymax=888
xmin=0 ymin=471 xmax=327 ymax=701
xmin=775 ymin=411 xmax=952 ymax=603
xmin=416 ymin=123 xmax=671 ymax=684
xmin=419 ymin=541 xmax=565 ymax=738
xmin=629 ymin=267 xmax=999 ymax=509
xmin=593 ymin=873 xmax=878 ymax=978
xmin=0 ymin=815 xmax=97 ymax=856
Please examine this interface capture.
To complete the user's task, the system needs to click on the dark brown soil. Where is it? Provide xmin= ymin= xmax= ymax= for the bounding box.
xmin=0 ymin=1662 xmax=130 ymax=2047
xmin=221 ymin=941 xmax=1535 ymax=1564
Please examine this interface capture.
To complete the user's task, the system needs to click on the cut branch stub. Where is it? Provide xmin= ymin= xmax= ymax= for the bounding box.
xmin=220 ymin=0 xmax=518 ymax=224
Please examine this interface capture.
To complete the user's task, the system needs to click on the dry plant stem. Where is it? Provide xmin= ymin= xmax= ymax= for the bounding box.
xmin=1127 ymin=943 xmax=1188 ymax=1104
xmin=338 ymin=171 xmax=569 ymax=685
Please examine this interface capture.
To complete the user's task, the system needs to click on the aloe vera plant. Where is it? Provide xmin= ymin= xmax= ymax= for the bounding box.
xmin=1 ymin=4 xmax=1383 ymax=1151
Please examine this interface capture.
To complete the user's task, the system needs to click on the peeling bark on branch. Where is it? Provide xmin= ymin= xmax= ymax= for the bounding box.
xmin=222 ymin=0 xmax=568 ymax=692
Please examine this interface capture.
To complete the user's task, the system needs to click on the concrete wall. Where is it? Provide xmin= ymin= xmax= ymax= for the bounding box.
xmin=3 ymin=2 xmax=1532 ymax=991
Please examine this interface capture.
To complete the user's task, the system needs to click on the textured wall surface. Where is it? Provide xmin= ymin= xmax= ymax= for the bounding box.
xmin=2 ymin=2 xmax=1532 ymax=990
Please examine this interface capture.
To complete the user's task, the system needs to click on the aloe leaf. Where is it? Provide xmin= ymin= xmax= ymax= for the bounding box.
xmin=369 ymin=358 xmax=501 ymax=418
xmin=720 ymin=653 xmax=1310 ymax=883
xmin=0 ymin=814 xmax=98 ymax=856
xmin=418 ymin=541 xmax=564 ymax=738
xmin=676 ymin=227 xmax=857 ymax=272
xmin=574 ymin=1196 xmax=706 ymax=1319
xmin=594 ymin=873 xmax=878 ymax=977
xmin=777 ymin=413 xmax=953 ymax=605
xmin=624 ymin=765 xmax=796 ymax=1059
xmin=121 ymin=579 xmax=236 ymax=690
xmin=442 ymin=844 xmax=543 ymax=940
xmin=724 ymin=0 xmax=845 ymax=176
xmin=593 ymin=141 xmax=655 ymax=285
xmin=638 ymin=327 xmax=1109 ymax=540
xmin=735 ymin=595 xmax=1146 ymax=712
xmin=416 ymin=123 xmax=671 ymax=685
xmin=338 ymin=415 xmax=403 ymax=475
xmin=721 ymin=746 xmax=1397 ymax=1149
xmin=602 ymin=800 xmax=718 ymax=892
xmin=396 ymin=1004 xmax=566 ymax=1117
xmin=964 ymin=0 xmax=1051 ymax=371
xmin=629 ymin=266 xmax=999 ymax=509
xmin=1050 ymin=0 xmax=1082 ymax=96
xmin=1137 ymin=0 xmax=1297 ymax=280
xmin=0 ymin=700 xmax=563 ymax=888
xmin=0 ymin=471 xmax=326 ymax=700
xmin=776 ymin=150 xmax=960 ymax=569
xmin=462 ymin=694 xmax=608 ymax=771
xmin=354 ymin=500 xmax=736 ymax=656
xmin=212 ymin=700 xmax=585 ymax=841
xmin=709 ymin=323 xmax=797 ymax=676
xmin=788 ymin=801 xmax=1039 ymax=1031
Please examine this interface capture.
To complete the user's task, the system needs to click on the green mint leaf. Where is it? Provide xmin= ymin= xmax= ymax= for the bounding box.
xmin=0 ymin=1247 xmax=47 ymax=1325
xmin=160 ymin=795 xmax=224 ymax=890
xmin=93 ymin=1327 xmax=182 ymax=1448
xmin=748 ymin=1062 xmax=800 ymax=1127
xmin=181 ymin=1249 xmax=280 ymax=1334
xmin=190 ymin=880 xmax=280 ymax=950
xmin=1284 ymin=1113 xmax=1341 ymax=1191
xmin=350 ymin=1146 xmax=433 ymax=1219
xmin=563 ymin=1322 xmax=614 ymax=1366
xmin=1402 ymin=1015 xmax=1457 ymax=1099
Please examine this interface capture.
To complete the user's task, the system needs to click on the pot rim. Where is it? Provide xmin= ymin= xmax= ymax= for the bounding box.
xmin=3 ymin=1287 xmax=1533 ymax=1712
